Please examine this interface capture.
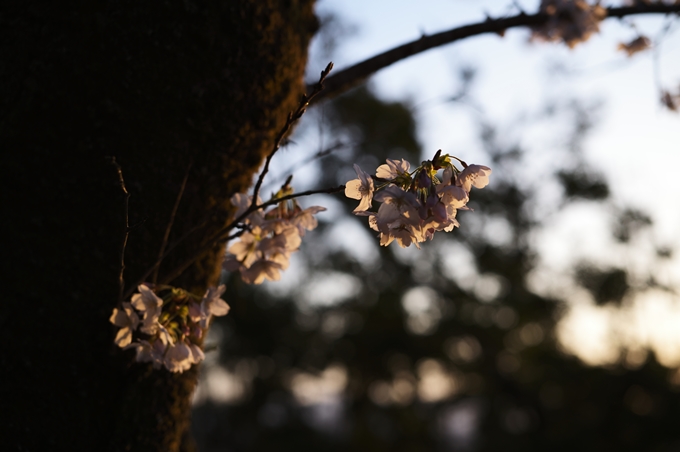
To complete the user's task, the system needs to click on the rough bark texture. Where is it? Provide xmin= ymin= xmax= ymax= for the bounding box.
xmin=2 ymin=1 xmax=317 ymax=450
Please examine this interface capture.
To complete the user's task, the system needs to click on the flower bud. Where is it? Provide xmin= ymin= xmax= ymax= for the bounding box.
xmin=417 ymin=170 xmax=432 ymax=189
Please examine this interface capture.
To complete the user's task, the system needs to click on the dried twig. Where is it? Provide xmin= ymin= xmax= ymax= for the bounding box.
xmin=107 ymin=157 xmax=130 ymax=303
xmin=151 ymin=162 xmax=192 ymax=285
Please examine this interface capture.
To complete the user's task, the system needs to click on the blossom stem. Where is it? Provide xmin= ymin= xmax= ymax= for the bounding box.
xmin=249 ymin=62 xmax=334 ymax=212
xmin=157 ymin=184 xmax=346 ymax=286
xmin=152 ymin=161 xmax=192 ymax=285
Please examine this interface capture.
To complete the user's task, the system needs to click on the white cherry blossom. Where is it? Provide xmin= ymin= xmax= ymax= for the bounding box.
xmin=202 ymin=284 xmax=229 ymax=316
xmin=291 ymin=206 xmax=326 ymax=236
xmin=345 ymin=164 xmax=374 ymax=212
xmin=241 ymin=259 xmax=283 ymax=284
xmin=437 ymin=184 xmax=469 ymax=209
xmin=109 ymin=302 xmax=139 ymax=347
xmin=164 ymin=341 xmax=193 ymax=373
xmin=125 ymin=340 xmax=166 ymax=369
xmin=376 ymin=158 xmax=410 ymax=180
xmin=131 ymin=284 xmax=164 ymax=335
xmin=456 ymin=165 xmax=492 ymax=192
xmin=227 ymin=229 xmax=260 ymax=269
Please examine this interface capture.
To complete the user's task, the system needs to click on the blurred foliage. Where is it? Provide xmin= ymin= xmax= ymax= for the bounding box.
xmin=576 ymin=265 xmax=629 ymax=306
xmin=192 ymin=84 xmax=680 ymax=452
xmin=557 ymin=168 xmax=610 ymax=201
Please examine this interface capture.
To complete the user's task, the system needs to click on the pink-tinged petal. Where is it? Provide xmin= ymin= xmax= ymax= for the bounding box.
xmin=130 ymin=293 xmax=145 ymax=311
xmin=353 ymin=164 xmax=368 ymax=184
xmin=202 ymin=284 xmax=226 ymax=302
xmin=114 ymin=327 xmax=133 ymax=347
xmin=241 ymin=259 xmax=283 ymax=284
xmin=122 ymin=302 xmax=139 ymax=329
xmin=439 ymin=185 xmax=469 ymax=209
xmin=457 ymin=164 xmax=492 ymax=191
xmin=157 ymin=324 xmax=174 ymax=346
xmin=228 ymin=240 xmax=255 ymax=261
xmin=189 ymin=344 xmax=205 ymax=364
xmin=209 ymin=298 xmax=230 ymax=317
xmin=346 ymin=165 xmax=375 ymax=212
xmin=139 ymin=318 xmax=159 ymax=335
xmin=109 ymin=308 xmax=128 ymax=327
xmin=277 ymin=226 xmax=302 ymax=251
xmin=292 ymin=206 xmax=326 ymax=235
xmin=164 ymin=342 xmax=193 ymax=373
xmin=376 ymin=159 xmax=410 ymax=179
xmin=188 ymin=302 xmax=202 ymax=323
xmin=344 ymin=179 xmax=363 ymax=200
xmin=441 ymin=166 xmax=454 ymax=186
xmin=354 ymin=194 xmax=372 ymax=213
xmin=269 ymin=251 xmax=291 ymax=270
xmin=223 ymin=255 xmax=242 ymax=272
xmin=131 ymin=284 xmax=163 ymax=313
xmin=379 ymin=233 xmax=395 ymax=247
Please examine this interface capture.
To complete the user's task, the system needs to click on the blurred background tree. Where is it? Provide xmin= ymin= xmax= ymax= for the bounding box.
xmin=191 ymin=69 xmax=680 ymax=451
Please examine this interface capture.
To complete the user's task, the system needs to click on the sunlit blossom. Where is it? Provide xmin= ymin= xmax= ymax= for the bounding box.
xmin=347 ymin=152 xmax=490 ymax=248
xmin=131 ymin=284 xmax=164 ymax=335
xmin=345 ymin=164 xmax=375 ymax=212
xmin=376 ymin=158 xmax=410 ymax=180
xmin=109 ymin=302 xmax=139 ymax=347
xmin=241 ymin=259 xmax=284 ymax=284
xmin=164 ymin=341 xmax=194 ymax=373
xmin=457 ymin=164 xmax=492 ymax=192
xmin=125 ymin=340 xmax=166 ymax=369
xmin=291 ymin=206 xmax=327 ymax=236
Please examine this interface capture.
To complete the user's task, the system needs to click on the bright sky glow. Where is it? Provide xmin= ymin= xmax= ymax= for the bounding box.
xmin=298 ymin=0 xmax=680 ymax=367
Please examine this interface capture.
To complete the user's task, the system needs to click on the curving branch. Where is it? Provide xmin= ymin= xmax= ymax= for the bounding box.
xmin=312 ymin=4 xmax=680 ymax=102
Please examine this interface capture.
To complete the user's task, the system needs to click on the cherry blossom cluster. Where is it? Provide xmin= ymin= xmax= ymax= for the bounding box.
xmin=532 ymin=0 xmax=606 ymax=48
xmin=345 ymin=150 xmax=491 ymax=248
xmin=222 ymin=185 xmax=326 ymax=284
xmin=110 ymin=283 xmax=229 ymax=373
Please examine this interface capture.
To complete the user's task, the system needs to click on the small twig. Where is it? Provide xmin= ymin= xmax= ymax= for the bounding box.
xmin=159 ymin=184 xmax=346 ymax=285
xmin=264 ymin=140 xmax=349 ymax=189
xmin=128 ymin=63 xmax=337 ymax=294
xmin=250 ymin=62 xmax=334 ymax=210
xmin=107 ymin=156 xmax=130 ymax=303
xmin=123 ymin=218 xmax=209 ymax=300
xmin=151 ymin=162 xmax=192 ymax=285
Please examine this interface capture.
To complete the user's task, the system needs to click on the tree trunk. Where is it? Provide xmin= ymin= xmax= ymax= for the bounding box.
xmin=2 ymin=1 xmax=317 ymax=450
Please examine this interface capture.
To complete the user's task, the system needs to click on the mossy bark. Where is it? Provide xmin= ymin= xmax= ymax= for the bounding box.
xmin=2 ymin=1 xmax=317 ymax=450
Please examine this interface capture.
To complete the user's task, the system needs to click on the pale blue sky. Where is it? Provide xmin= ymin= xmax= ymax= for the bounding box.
xmin=294 ymin=0 xmax=680 ymax=365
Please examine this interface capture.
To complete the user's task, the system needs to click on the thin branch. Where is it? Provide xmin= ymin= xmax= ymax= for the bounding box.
xmin=151 ymin=162 xmax=192 ymax=285
xmin=123 ymin=219 xmax=209 ymax=300
xmin=107 ymin=157 xmax=130 ymax=303
xmin=159 ymin=184 xmax=346 ymax=285
xmin=122 ymin=64 xmax=337 ymax=298
xmin=264 ymin=140 xmax=349 ymax=189
xmin=312 ymin=4 xmax=680 ymax=102
xmin=250 ymin=62 xmax=334 ymax=209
